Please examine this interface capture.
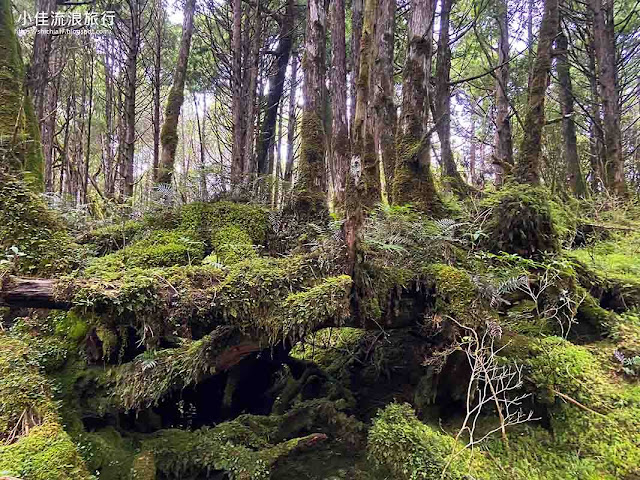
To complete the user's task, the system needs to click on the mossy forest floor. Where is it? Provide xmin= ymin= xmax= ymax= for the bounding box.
xmin=1 ymin=177 xmax=640 ymax=480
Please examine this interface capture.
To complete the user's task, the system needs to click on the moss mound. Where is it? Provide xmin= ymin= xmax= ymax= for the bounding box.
xmin=483 ymin=184 xmax=563 ymax=257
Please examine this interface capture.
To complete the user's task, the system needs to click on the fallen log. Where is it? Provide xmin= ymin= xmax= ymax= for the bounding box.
xmin=0 ymin=277 xmax=70 ymax=310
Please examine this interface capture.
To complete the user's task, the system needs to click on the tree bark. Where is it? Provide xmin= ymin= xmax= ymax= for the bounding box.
xmin=392 ymin=0 xmax=439 ymax=212
xmin=590 ymin=0 xmax=624 ymax=195
xmin=157 ymin=0 xmax=197 ymax=186
xmin=256 ymin=0 xmax=295 ymax=176
xmin=350 ymin=0 xmax=363 ymax=130
xmin=284 ymin=53 xmax=298 ymax=185
xmin=293 ymin=0 xmax=328 ymax=216
xmin=329 ymin=0 xmax=350 ymax=209
xmin=151 ymin=0 xmax=165 ymax=183
xmin=514 ymin=0 xmax=559 ymax=184
xmin=231 ymin=0 xmax=246 ymax=188
xmin=494 ymin=0 xmax=513 ymax=184
xmin=556 ymin=29 xmax=586 ymax=197
xmin=434 ymin=0 xmax=468 ymax=195
xmin=372 ymin=0 xmax=396 ymax=200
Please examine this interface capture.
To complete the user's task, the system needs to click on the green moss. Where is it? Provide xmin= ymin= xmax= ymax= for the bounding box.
xmin=84 ymin=230 xmax=205 ymax=279
xmin=392 ymin=134 xmax=442 ymax=214
xmin=211 ymin=225 xmax=257 ymax=265
xmin=77 ymin=427 xmax=135 ymax=480
xmin=180 ymin=201 xmax=269 ymax=246
xmin=292 ymin=112 xmax=328 ymax=218
xmin=0 ymin=423 xmax=90 ymax=480
xmin=0 ymin=173 xmax=85 ymax=275
xmin=0 ymin=334 xmax=57 ymax=437
xmin=367 ymin=403 xmax=492 ymax=480
xmin=426 ymin=264 xmax=480 ymax=321
xmin=0 ymin=0 xmax=44 ymax=190
xmin=483 ymin=184 xmax=560 ymax=258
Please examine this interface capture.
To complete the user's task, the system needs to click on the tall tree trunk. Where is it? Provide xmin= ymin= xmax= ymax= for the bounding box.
xmin=329 ymin=0 xmax=350 ymax=209
xmin=514 ymin=0 xmax=559 ymax=184
xmin=494 ymin=0 xmax=513 ymax=184
xmin=284 ymin=53 xmax=298 ymax=184
xmin=590 ymin=0 xmax=624 ymax=195
xmin=29 ymin=0 xmax=56 ymax=125
xmin=122 ymin=0 xmax=141 ymax=198
xmin=350 ymin=0 xmax=363 ymax=130
xmin=157 ymin=0 xmax=197 ymax=186
xmin=230 ymin=0 xmax=245 ymax=188
xmin=256 ymin=0 xmax=295 ymax=176
xmin=0 ymin=0 xmax=44 ymax=189
xmin=242 ymin=4 xmax=263 ymax=180
xmin=293 ymin=0 xmax=327 ymax=216
xmin=103 ymin=36 xmax=116 ymax=198
xmin=556 ymin=28 xmax=586 ymax=197
xmin=84 ymin=45 xmax=95 ymax=204
xmin=434 ymin=0 xmax=468 ymax=195
xmin=586 ymin=29 xmax=605 ymax=191
xmin=392 ymin=0 xmax=439 ymax=212
xmin=152 ymin=0 xmax=164 ymax=183
xmin=372 ymin=0 xmax=396 ymax=200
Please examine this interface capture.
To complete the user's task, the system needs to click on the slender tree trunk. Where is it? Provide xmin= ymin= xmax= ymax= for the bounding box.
xmin=590 ymin=0 xmax=624 ymax=195
xmin=350 ymin=0 xmax=363 ymax=130
xmin=494 ymin=0 xmax=513 ymax=184
xmin=284 ymin=53 xmax=298 ymax=185
xmin=372 ymin=0 xmax=396 ymax=200
xmin=157 ymin=0 xmax=196 ymax=186
xmin=586 ymin=29 xmax=605 ymax=191
xmin=392 ymin=0 xmax=439 ymax=212
xmin=256 ymin=0 xmax=295 ymax=176
xmin=556 ymin=29 xmax=586 ymax=197
xmin=30 ymin=0 xmax=56 ymax=124
xmin=434 ymin=0 xmax=468 ymax=195
xmin=242 ymin=5 xmax=263 ymax=180
xmin=122 ymin=0 xmax=140 ymax=199
xmin=329 ymin=0 xmax=350 ymax=209
xmin=230 ymin=0 xmax=245 ymax=188
xmin=152 ymin=0 xmax=164 ymax=183
xmin=84 ymin=45 xmax=94 ymax=204
xmin=514 ymin=0 xmax=559 ymax=184
xmin=294 ymin=0 xmax=328 ymax=216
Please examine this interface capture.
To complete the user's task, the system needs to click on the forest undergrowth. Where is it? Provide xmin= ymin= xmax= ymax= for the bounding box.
xmin=1 ymin=175 xmax=640 ymax=480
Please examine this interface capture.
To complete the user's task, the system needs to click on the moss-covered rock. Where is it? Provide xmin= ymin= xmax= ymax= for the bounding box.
xmin=209 ymin=225 xmax=257 ymax=265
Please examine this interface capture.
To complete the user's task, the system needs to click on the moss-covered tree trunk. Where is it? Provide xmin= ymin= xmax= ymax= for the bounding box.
xmin=0 ymin=0 xmax=44 ymax=190
xmin=556 ymin=28 xmax=586 ymax=197
xmin=392 ymin=0 xmax=439 ymax=212
xmin=514 ymin=0 xmax=559 ymax=184
xmin=372 ymin=0 xmax=396 ymax=201
xmin=294 ymin=0 xmax=328 ymax=216
xmin=329 ymin=0 xmax=350 ymax=210
xmin=157 ymin=0 xmax=196 ymax=186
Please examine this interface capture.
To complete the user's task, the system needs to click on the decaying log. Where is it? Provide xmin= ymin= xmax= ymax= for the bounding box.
xmin=0 ymin=277 xmax=70 ymax=310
